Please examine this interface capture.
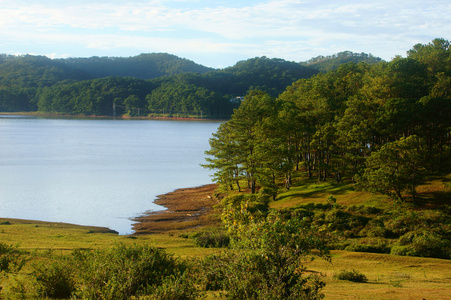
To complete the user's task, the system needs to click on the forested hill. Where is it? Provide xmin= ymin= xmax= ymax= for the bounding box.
xmin=55 ymin=53 xmax=214 ymax=79
xmin=0 ymin=50 xmax=382 ymax=117
xmin=0 ymin=53 xmax=320 ymax=117
xmin=302 ymin=51 xmax=384 ymax=72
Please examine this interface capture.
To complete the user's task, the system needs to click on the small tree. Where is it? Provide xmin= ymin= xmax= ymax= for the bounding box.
xmin=124 ymin=94 xmax=141 ymax=116
xmin=359 ymin=135 xmax=427 ymax=201
xmin=214 ymin=210 xmax=330 ymax=299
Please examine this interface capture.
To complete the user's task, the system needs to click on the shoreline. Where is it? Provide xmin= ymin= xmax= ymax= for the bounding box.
xmin=0 ymin=112 xmax=228 ymax=122
xmin=0 ymin=217 xmax=119 ymax=234
xmin=0 ymin=184 xmax=219 ymax=235
xmin=132 ymin=183 xmax=219 ymax=234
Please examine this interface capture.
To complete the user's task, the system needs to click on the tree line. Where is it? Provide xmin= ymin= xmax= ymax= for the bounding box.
xmin=1 ymin=52 xmax=379 ymax=117
xmin=204 ymin=38 xmax=451 ymax=202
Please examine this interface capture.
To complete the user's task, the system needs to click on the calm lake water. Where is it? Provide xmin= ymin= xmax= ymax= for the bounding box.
xmin=0 ymin=115 xmax=221 ymax=234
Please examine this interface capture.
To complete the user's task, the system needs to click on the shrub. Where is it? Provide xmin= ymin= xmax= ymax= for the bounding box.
xmin=289 ymin=208 xmax=314 ymax=220
xmin=218 ymin=211 xmax=330 ymax=299
xmin=345 ymin=241 xmax=390 ymax=254
xmin=32 ymin=259 xmax=76 ymax=299
xmin=324 ymin=209 xmax=369 ymax=232
xmin=73 ymin=243 xmax=190 ymax=299
xmin=347 ymin=205 xmax=382 ymax=215
xmin=200 ymin=250 xmax=326 ymax=300
xmin=0 ymin=242 xmax=24 ymax=274
xmin=147 ymin=272 xmax=199 ymax=300
xmin=410 ymin=232 xmax=451 ymax=259
xmin=194 ymin=230 xmax=230 ymax=248
xmin=198 ymin=253 xmax=228 ymax=291
xmin=390 ymin=245 xmax=413 ymax=256
xmin=334 ymin=269 xmax=368 ymax=283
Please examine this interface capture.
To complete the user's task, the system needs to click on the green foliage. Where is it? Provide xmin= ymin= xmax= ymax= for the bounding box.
xmin=358 ymin=136 xmax=428 ymax=201
xmin=0 ymin=243 xmax=24 ymax=274
xmin=193 ymin=230 xmax=230 ymax=248
xmin=200 ymin=211 xmax=330 ymax=299
xmin=57 ymin=53 xmax=213 ymax=79
xmin=206 ymin=39 xmax=451 ymax=203
xmin=221 ymin=56 xmax=318 ymax=96
xmin=9 ymin=243 xmax=199 ymax=299
xmin=147 ymin=79 xmax=233 ymax=117
xmin=391 ymin=231 xmax=451 ymax=259
xmin=302 ymin=51 xmax=384 ymax=72
xmin=32 ymin=259 xmax=76 ymax=299
xmin=284 ymin=199 xmax=451 ymax=260
xmin=1 ymin=53 xmax=316 ymax=117
xmin=333 ymin=269 xmax=368 ymax=283
xmin=221 ymin=193 xmax=269 ymax=232
xmin=146 ymin=272 xmax=199 ymax=300
xmin=344 ymin=241 xmax=390 ymax=254
xmin=72 ymin=243 xmax=189 ymax=299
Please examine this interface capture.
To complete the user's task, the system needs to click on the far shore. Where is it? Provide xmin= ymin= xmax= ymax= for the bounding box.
xmin=0 ymin=111 xmax=228 ymax=122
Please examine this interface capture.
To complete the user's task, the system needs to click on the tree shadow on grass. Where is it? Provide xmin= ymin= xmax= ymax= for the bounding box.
xmin=276 ymin=182 xmax=355 ymax=203
xmin=412 ymin=191 xmax=451 ymax=209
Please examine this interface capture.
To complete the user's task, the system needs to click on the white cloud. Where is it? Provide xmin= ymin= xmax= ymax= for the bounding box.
xmin=0 ymin=0 xmax=449 ymax=66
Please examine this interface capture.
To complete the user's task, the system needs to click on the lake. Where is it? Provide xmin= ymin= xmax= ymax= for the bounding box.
xmin=0 ymin=115 xmax=221 ymax=234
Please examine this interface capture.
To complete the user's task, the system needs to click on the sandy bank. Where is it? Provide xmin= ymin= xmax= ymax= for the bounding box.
xmin=132 ymin=184 xmax=220 ymax=234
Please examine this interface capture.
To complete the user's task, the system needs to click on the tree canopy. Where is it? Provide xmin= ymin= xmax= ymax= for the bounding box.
xmin=204 ymin=38 xmax=451 ymax=202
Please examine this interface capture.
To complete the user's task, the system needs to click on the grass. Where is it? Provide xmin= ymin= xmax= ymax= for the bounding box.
xmin=271 ymin=179 xmax=387 ymax=210
xmin=2 ymin=220 xmax=450 ymax=299
xmin=0 ymin=218 xmax=218 ymax=258
xmin=269 ymin=174 xmax=451 ymax=299
xmin=1 ymin=173 xmax=451 ymax=299
xmin=308 ymin=251 xmax=451 ymax=299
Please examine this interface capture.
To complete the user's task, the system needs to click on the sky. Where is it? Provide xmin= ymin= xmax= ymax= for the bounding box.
xmin=0 ymin=0 xmax=449 ymax=68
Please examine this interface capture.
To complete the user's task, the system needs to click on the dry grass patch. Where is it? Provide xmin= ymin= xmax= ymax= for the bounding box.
xmin=306 ymin=250 xmax=451 ymax=300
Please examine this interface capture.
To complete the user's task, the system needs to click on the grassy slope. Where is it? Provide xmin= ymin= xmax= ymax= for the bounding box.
xmin=271 ymin=173 xmax=451 ymax=299
xmin=1 ymin=174 xmax=450 ymax=299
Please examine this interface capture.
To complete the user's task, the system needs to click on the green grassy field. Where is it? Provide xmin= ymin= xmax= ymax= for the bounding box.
xmin=1 ymin=174 xmax=450 ymax=299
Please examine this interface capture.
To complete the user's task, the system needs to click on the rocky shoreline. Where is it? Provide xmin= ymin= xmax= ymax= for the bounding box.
xmin=132 ymin=184 xmax=219 ymax=234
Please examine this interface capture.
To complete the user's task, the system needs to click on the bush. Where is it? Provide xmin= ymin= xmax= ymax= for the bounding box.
xmin=194 ymin=230 xmax=230 ymax=248
xmin=72 ymin=243 xmax=190 ymax=299
xmin=390 ymin=245 xmax=412 ymax=256
xmin=347 ymin=205 xmax=382 ymax=215
xmin=148 ymin=272 xmax=199 ymax=300
xmin=215 ymin=211 xmax=330 ymax=299
xmin=345 ymin=241 xmax=390 ymax=254
xmin=0 ymin=242 xmax=24 ymax=274
xmin=411 ymin=231 xmax=451 ymax=259
xmin=32 ymin=259 xmax=76 ymax=299
xmin=198 ymin=254 xmax=228 ymax=291
xmin=389 ymin=231 xmax=450 ymax=259
xmin=334 ymin=269 xmax=368 ymax=283
xmin=199 ymin=250 xmax=326 ymax=300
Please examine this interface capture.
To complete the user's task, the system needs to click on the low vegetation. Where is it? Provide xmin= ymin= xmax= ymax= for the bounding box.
xmin=333 ymin=269 xmax=368 ymax=283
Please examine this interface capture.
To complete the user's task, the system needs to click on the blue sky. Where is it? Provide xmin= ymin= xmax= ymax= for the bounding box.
xmin=1 ymin=0 xmax=449 ymax=68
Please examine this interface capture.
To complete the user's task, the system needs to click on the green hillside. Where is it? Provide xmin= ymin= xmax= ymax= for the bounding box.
xmin=302 ymin=50 xmax=384 ymax=72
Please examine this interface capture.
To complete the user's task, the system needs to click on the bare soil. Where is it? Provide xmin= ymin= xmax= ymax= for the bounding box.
xmin=132 ymin=184 xmax=220 ymax=234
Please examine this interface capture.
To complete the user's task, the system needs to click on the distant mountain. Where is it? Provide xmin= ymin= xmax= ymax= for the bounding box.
xmin=221 ymin=56 xmax=318 ymax=96
xmin=301 ymin=51 xmax=384 ymax=72
xmin=172 ymin=56 xmax=319 ymax=98
xmin=0 ymin=54 xmax=91 ymax=88
xmin=56 ymin=53 xmax=214 ymax=79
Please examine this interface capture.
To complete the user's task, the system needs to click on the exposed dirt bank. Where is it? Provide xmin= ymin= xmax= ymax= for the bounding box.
xmin=132 ymin=184 xmax=220 ymax=234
